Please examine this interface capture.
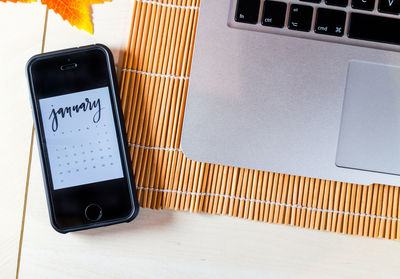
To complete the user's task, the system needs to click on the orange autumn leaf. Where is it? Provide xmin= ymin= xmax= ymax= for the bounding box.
xmin=0 ymin=0 xmax=111 ymax=34
xmin=41 ymin=0 xmax=111 ymax=34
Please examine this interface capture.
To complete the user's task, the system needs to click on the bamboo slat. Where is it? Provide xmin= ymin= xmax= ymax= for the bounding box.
xmin=120 ymin=0 xmax=400 ymax=240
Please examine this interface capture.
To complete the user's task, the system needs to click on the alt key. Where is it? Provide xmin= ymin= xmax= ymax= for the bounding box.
xmin=288 ymin=4 xmax=314 ymax=32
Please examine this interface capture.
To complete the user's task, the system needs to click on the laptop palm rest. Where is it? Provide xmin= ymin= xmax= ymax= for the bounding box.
xmin=336 ymin=60 xmax=400 ymax=176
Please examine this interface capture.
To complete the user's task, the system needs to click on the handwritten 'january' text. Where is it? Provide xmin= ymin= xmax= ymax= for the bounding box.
xmin=49 ymin=97 xmax=102 ymax=132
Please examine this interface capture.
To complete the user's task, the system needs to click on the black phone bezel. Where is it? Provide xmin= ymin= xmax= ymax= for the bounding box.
xmin=26 ymin=44 xmax=139 ymax=233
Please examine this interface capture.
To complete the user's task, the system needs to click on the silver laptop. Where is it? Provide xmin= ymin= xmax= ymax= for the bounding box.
xmin=181 ymin=0 xmax=400 ymax=186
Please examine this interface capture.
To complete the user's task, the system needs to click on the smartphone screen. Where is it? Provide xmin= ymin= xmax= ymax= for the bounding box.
xmin=39 ymin=87 xmax=124 ymax=190
xmin=27 ymin=45 xmax=138 ymax=232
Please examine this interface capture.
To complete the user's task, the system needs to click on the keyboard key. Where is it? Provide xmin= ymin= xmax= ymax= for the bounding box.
xmin=288 ymin=4 xmax=313 ymax=32
xmin=235 ymin=0 xmax=261 ymax=24
xmin=349 ymin=13 xmax=400 ymax=45
xmin=378 ymin=0 xmax=400 ymax=14
xmin=300 ymin=0 xmax=321 ymax=3
xmin=262 ymin=1 xmax=287 ymax=28
xmin=326 ymin=0 xmax=348 ymax=7
xmin=352 ymin=0 xmax=375 ymax=10
xmin=315 ymin=8 xmax=346 ymax=36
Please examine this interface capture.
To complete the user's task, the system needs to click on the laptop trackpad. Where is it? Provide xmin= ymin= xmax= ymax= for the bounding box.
xmin=336 ymin=61 xmax=400 ymax=176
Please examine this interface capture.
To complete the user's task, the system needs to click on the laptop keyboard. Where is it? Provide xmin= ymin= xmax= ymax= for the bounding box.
xmin=234 ymin=0 xmax=400 ymax=47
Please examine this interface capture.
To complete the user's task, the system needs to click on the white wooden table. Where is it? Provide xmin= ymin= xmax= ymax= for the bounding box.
xmin=2 ymin=1 xmax=400 ymax=278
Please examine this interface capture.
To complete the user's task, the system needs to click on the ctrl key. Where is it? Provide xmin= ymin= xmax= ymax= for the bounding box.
xmin=262 ymin=1 xmax=287 ymax=28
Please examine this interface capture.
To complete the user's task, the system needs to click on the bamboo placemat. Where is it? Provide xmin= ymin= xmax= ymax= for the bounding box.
xmin=120 ymin=0 xmax=400 ymax=240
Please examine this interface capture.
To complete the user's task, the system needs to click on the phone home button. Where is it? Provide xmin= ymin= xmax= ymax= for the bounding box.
xmin=85 ymin=203 xmax=102 ymax=222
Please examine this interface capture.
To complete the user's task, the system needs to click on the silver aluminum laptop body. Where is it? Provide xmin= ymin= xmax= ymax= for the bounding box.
xmin=181 ymin=0 xmax=400 ymax=186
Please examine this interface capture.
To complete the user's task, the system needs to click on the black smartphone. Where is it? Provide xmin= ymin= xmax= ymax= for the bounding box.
xmin=26 ymin=44 xmax=139 ymax=233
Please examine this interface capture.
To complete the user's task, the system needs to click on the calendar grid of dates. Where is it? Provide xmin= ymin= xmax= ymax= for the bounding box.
xmin=39 ymin=87 xmax=124 ymax=190
xmin=234 ymin=0 xmax=400 ymax=46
